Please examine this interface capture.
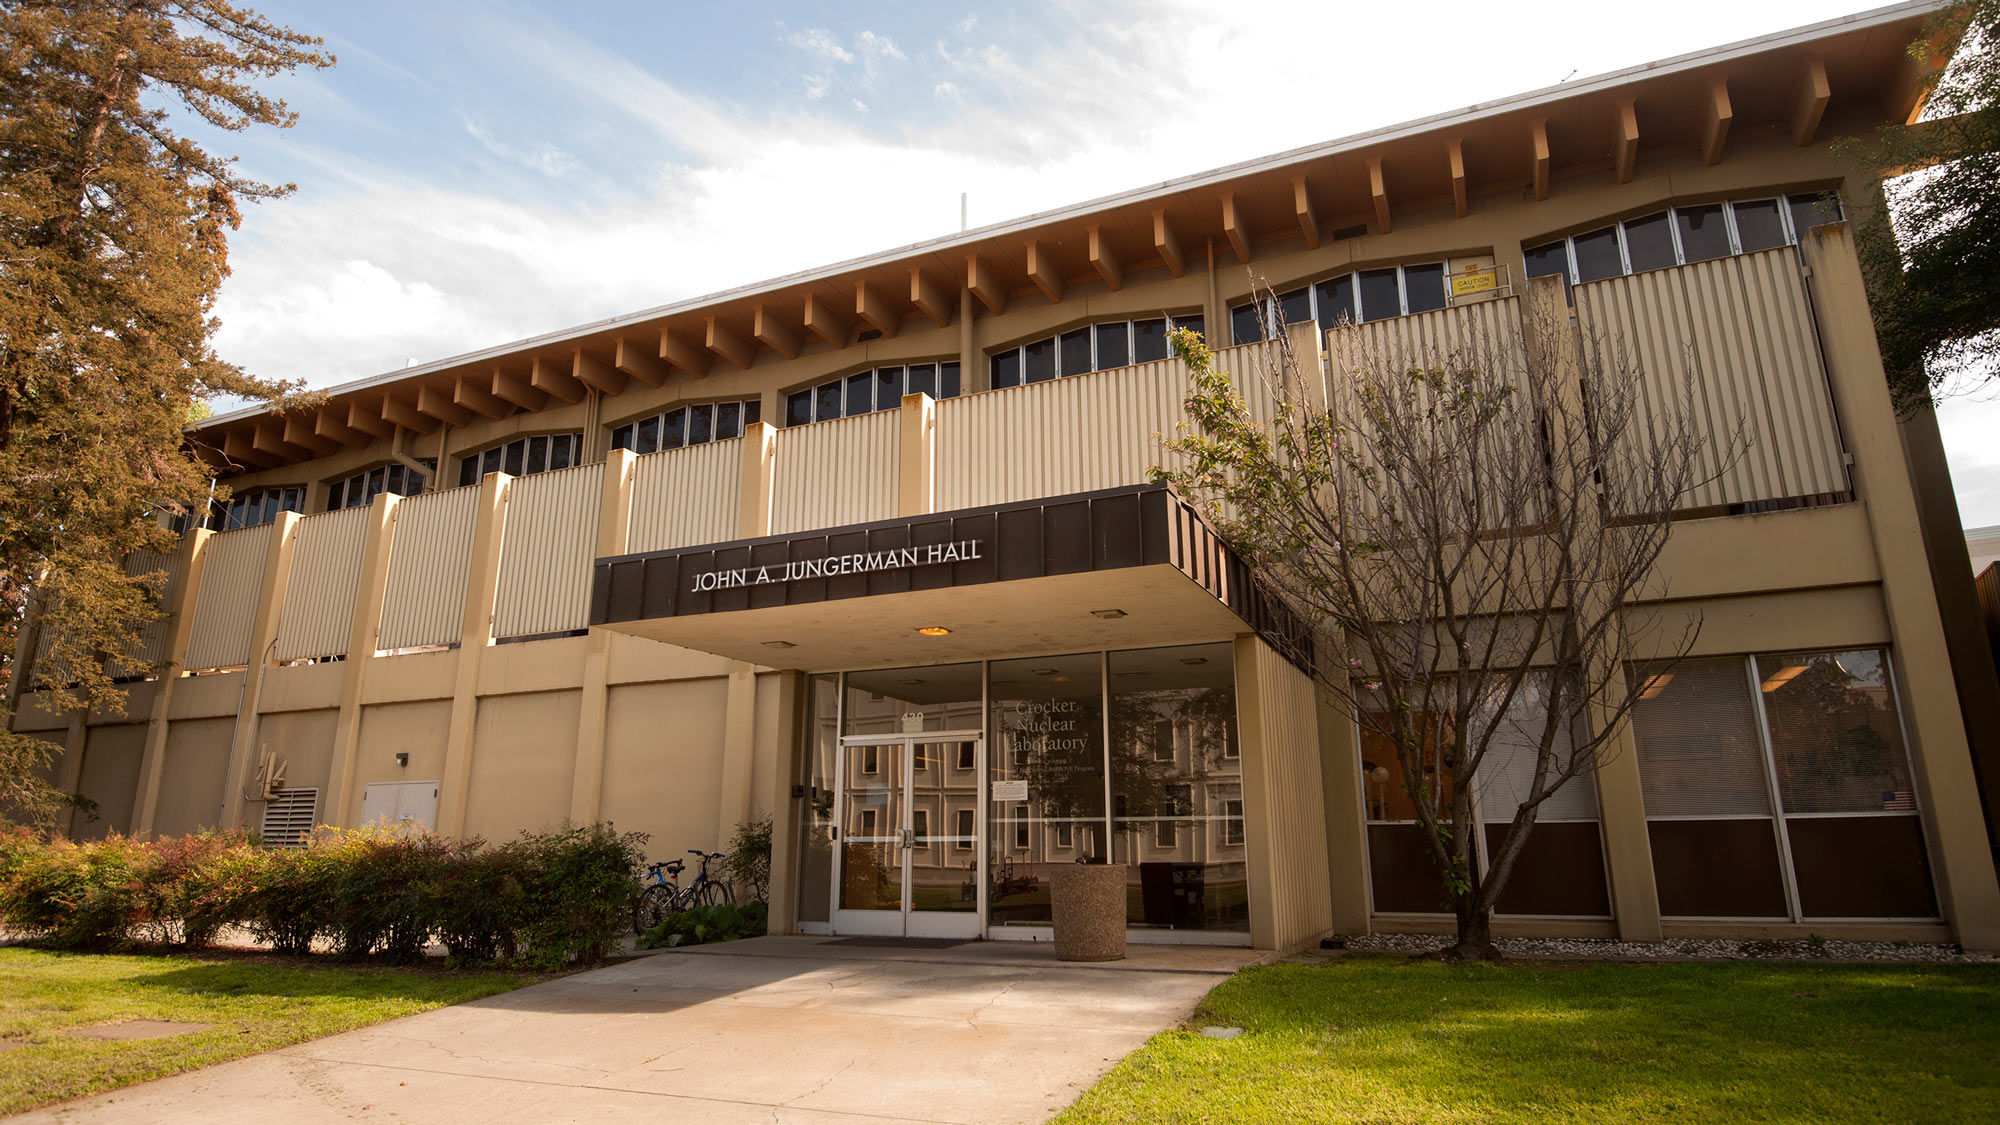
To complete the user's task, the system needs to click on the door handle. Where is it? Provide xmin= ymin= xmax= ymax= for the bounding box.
xmin=901 ymin=827 xmax=913 ymax=847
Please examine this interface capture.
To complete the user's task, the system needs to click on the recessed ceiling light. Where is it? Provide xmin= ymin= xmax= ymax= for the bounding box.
xmin=916 ymin=626 xmax=951 ymax=636
xmin=1090 ymin=608 xmax=1127 ymax=619
xmin=898 ymin=678 xmax=927 ymax=685
xmin=991 ymin=679 xmax=1016 ymax=686
xmin=761 ymin=640 xmax=796 ymax=649
xmin=1032 ymin=668 xmax=1060 ymax=676
xmin=1114 ymin=670 xmax=1148 ymax=677
xmin=1180 ymin=657 xmax=1209 ymax=666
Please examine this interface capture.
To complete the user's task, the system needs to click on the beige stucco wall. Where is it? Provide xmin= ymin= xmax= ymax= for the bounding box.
xmin=72 ymin=724 xmax=145 ymax=840
xmin=463 ymin=689 xmax=581 ymax=841
xmin=598 ymin=678 xmax=730 ymax=860
xmin=151 ymin=717 xmax=234 ymax=838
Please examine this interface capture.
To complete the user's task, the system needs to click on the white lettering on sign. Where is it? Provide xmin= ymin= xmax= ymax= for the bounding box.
xmin=687 ymin=539 xmax=985 ymax=593
xmin=991 ymin=780 xmax=1029 ymax=802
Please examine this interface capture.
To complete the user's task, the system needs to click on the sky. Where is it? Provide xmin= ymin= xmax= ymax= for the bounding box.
xmin=193 ymin=0 xmax=2000 ymax=528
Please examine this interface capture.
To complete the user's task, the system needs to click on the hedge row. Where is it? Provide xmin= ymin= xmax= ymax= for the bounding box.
xmin=0 ymin=823 xmax=648 ymax=968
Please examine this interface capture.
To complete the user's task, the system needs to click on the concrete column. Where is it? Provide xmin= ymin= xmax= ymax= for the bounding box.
xmin=570 ymin=449 xmax=637 ymax=825
xmin=1232 ymin=635 xmax=1280 ymax=951
xmin=131 ymin=527 xmax=213 ymax=838
xmin=324 ymin=494 xmax=401 ymax=828
xmin=219 ymin=511 xmax=301 ymax=830
xmin=898 ymin=392 xmax=936 ymax=517
xmin=737 ymin=421 xmax=775 ymax=540
xmin=1205 ymin=237 xmax=1223 ymax=347
xmin=1520 ymin=272 xmax=1663 ymax=941
xmin=436 ymin=472 xmax=511 ymax=838
xmin=1802 ymin=223 xmax=2000 ymax=950
xmin=1317 ymin=685 xmax=1372 ymax=936
xmin=55 ymin=710 xmax=88 ymax=839
xmin=715 ymin=662 xmax=758 ymax=851
xmin=763 ymin=670 xmax=805 ymax=932
xmin=959 ymin=285 xmax=978 ymax=392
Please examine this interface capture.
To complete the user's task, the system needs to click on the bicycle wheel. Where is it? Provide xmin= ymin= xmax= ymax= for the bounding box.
xmin=632 ymin=885 xmax=675 ymax=934
xmin=695 ymin=880 xmax=733 ymax=908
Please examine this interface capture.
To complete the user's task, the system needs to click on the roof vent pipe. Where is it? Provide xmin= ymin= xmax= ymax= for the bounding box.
xmin=390 ymin=425 xmax=434 ymax=489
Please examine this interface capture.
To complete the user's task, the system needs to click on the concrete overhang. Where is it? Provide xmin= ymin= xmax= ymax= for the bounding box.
xmin=590 ymin=484 xmax=1309 ymax=673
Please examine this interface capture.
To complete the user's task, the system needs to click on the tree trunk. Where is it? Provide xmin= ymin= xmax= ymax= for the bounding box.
xmin=1445 ymin=894 xmax=1500 ymax=962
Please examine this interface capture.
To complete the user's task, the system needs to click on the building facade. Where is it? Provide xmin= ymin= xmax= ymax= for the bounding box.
xmin=14 ymin=3 xmax=2000 ymax=952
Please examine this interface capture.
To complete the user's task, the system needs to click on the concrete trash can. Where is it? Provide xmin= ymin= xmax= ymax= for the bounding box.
xmin=1049 ymin=863 xmax=1128 ymax=961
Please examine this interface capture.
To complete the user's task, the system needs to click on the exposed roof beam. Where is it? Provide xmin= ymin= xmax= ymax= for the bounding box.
xmin=614 ymin=337 xmax=669 ymax=386
xmin=416 ymin=384 xmax=474 ymax=427
xmin=379 ymin=395 xmax=440 ymax=434
xmin=659 ymin=330 xmax=712 ymax=377
xmin=1219 ymin=192 xmax=1250 ymax=264
xmin=910 ymin=268 xmax=952 ymax=328
xmin=1530 ymin=118 xmax=1551 ymax=201
xmin=1086 ymin=225 xmax=1122 ymax=291
xmin=1291 ymin=177 xmax=1319 ymax=250
xmin=856 ymin=281 xmax=901 ymax=337
xmin=1793 ymin=56 xmax=1830 ymax=145
xmin=281 ymin=413 xmax=336 ymax=455
xmin=1366 ymin=158 xmax=1391 ymax=235
xmin=1152 ymin=210 xmax=1184 ymax=277
xmin=491 ymin=367 xmax=549 ymax=411
xmin=802 ymin=292 xmax=851 ymax=346
xmin=314 ymin=408 xmax=368 ymax=448
xmin=573 ymin=349 xmax=627 ymax=395
xmin=223 ymin=429 xmax=278 ymax=468
xmin=1024 ymin=239 xmax=1062 ymax=304
xmin=346 ymin=398 xmax=394 ymax=439
xmin=530 ymin=355 xmax=586 ymax=403
xmin=1447 ymin=139 xmax=1468 ymax=218
xmin=1702 ymin=77 xmax=1732 ymax=165
xmin=966 ymin=254 xmax=1007 ymax=315
xmin=453 ymin=374 xmax=510 ymax=419
xmin=751 ymin=305 xmax=800 ymax=359
xmin=705 ymin=316 xmax=756 ymax=369
xmin=1615 ymin=98 xmax=1639 ymax=184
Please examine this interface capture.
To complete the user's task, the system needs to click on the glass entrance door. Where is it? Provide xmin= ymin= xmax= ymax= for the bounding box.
xmin=831 ymin=736 xmax=982 ymax=939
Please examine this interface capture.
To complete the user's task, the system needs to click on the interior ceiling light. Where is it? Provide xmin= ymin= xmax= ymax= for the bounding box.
xmin=1032 ymin=668 xmax=1060 ymax=676
xmin=898 ymin=678 xmax=927 ymax=686
xmin=1180 ymin=657 xmax=1209 ymax=666
xmin=1638 ymin=672 xmax=1674 ymax=700
xmin=1760 ymin=665 xmax=1809 ymax=693
xmin=761 ymin=640 xmax=796 ymax=649
xmin=1090 ymin=608 xmax=1128 ymax=619
xmin=916 ymin=626 xmax=951 ymax=637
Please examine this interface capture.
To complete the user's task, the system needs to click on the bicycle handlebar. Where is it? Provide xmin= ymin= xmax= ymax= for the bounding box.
xmin=687 ymin=849 xmax=727 ymax=859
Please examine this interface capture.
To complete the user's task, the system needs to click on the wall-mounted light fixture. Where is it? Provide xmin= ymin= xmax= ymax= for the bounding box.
xmin=394 ymin=753 xmax=409 ymax=768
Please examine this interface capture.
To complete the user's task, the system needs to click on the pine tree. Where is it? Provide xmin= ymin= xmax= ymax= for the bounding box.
xmin=0 ymin=1 xmax=331 ymax=825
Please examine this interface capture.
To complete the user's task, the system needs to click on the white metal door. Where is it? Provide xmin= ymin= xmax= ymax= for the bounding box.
xmin=360 ymin=780 xmax=439 ymax=832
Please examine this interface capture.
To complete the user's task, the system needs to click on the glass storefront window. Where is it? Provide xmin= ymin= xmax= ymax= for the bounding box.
xmin=842 ymin=663 xmax=983 ymax=735
xmin=987 ymin=653 xmax=1105 ymax=927
xmin=1757 ymin=649 xmax=1915 ymax=814
xmin=1107 ymin=643 xmax=1247 ymax=932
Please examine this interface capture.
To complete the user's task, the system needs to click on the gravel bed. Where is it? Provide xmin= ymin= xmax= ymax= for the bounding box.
xmin=1333 ymin=931 xmax=2000 ymax=964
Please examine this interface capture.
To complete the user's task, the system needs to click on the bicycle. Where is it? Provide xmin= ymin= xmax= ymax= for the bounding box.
xmin=630 ymin=850 xmax=736 ymax=935
xmin=632 ymin=858 xmax=686 ymax=935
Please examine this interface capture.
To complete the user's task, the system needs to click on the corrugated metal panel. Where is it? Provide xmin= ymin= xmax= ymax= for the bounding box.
xmin=770 ymin=411 xmax=899 ymax=534
xmin=182 ymin=524 xmax=273 ymax=671
xmin=1332 ymin=297 xmax=1523 ymax=375
xmin=493 ymin=463 xmax=602 ymax=639
xmin=933 ymin=343 xmax=1283 ymax=512
xmin=1576 ymin=249 xmax=1846 ymax=509
xmin=124 ymin=547 xmax=187 ymax=667
xmin=628 ymin=439 xmax=742 ymax=554
xmin=272 ymin=507 xmax=370 ymax=662
xmin=1254 ymin=641 xmax=1334 ymax=950
xmin=379 ymin=485 xmax=479 ymax=651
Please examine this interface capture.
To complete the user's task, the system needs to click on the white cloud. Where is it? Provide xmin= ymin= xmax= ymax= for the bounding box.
xmin=803 ymin=74 xmax=831 ymax=101
xmin=934 ymin=81 xmax=962 ymax=102
xmin=787 ymin=27 xmax=853 ymax=64
xmin=856 ymin=31 xmax=906 ymax=61
xmin=459 ymin=114 xmax=579 ymax=177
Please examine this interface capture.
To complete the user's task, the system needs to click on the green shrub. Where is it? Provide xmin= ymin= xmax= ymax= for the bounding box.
xmin=242 ymin=842 xmax=338 ymax=955
xmin=504 ymin=823 xmax=648 ymax=969
xmin=429 ymin=842 xmax=522 ymax=963
xmin=638 ymin=900 xmax=767 ymax=949
xmin=723 ymin=816 xmax=772 ymax=904
xmin=325 ymin=829 xmax=456 ymax=963
xmin=0 ymin=834 xmax=154 ymax=950
xmin=140 ymin=830 xmax=257 ymax=948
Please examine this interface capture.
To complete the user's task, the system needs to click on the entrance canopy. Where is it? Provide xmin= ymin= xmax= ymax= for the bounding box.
xmin=590 ymin=485 xmax=1308 ymax=672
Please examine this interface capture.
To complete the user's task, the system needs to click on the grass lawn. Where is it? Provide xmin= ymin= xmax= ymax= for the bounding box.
xmin=1056 ymin=955 xmax=2000 ymax=1124
xmin=0 ymin=947 xmax=537 ymax=1115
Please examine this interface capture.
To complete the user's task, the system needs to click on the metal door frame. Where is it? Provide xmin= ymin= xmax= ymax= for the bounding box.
xmin=829 ymin=731 xmax=985 ymax=938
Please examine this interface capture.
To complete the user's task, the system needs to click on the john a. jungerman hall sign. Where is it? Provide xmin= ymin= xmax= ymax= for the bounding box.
xmin=685 ymin=539 xmax=986 ymax=592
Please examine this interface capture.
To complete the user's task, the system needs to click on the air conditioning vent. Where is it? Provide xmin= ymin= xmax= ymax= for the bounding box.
xmin=260 ymin=787 xmax=320 ymax=849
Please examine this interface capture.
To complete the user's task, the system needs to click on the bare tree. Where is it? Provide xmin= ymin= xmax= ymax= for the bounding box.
xmin=1157 ymin=277 xmax=1717 ymax=959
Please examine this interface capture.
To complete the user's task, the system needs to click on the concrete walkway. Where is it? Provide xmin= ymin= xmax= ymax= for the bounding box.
xmin=19 ymin=937 xmax=1266 ymax=1124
